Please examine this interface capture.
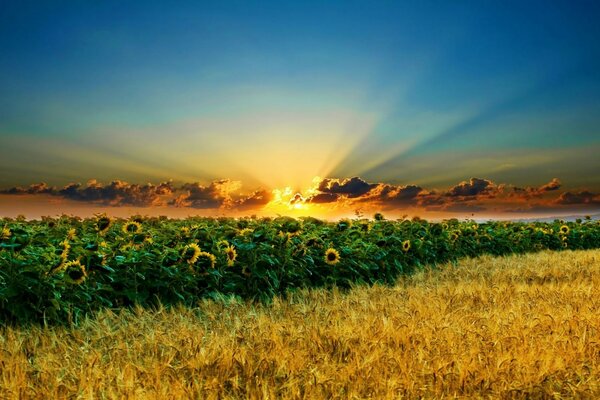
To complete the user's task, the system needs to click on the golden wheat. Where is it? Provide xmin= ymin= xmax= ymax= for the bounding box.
xmin=2 ymin=249 xmax=600 ymax=399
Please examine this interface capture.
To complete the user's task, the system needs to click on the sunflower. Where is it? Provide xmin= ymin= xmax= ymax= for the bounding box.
xmin=216 ymin=239 xmax=230 ymax=251
xmin=67 ymin=228 xmax=77 ymax=240
xmin=224 ymin=245 xmax=237 ymax=267
xmin=324 ymin=248 xmax=340 ymax=265
xmin=305 ymin=236 xmax=322 ymax=247
xmin=196 ymin=251 xmax=216 ymax=269
xmin=402 ymin=240 xmax=411 ymax=252
xmin=96 ymin=215 xmax=112 ymax=234
xmin=238 ymin=228 xmax=254 ymax=236
xmin=59 ymin=239 xmax=70 ymax=261
xmin=0 ymin=226 xmax=10 ymax=240
xmin=63 ymin=260 xmax=87 ymax=284
xmin=559 ymin=225 xmax=570 ymax=235
xmin=122 ymin=221 xmax=142 ymax=234
xmin=120 ymin=243 xmax=134 ymax=252
xmin=182 ymin=243 xmax=202 ymax=265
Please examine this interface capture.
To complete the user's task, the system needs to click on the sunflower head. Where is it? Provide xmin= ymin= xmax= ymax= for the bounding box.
xmin=224 ymin=245 xmax=237 ymax=267
xmin=122 ymin=221 xmax=142 ymax=235
xmin=59 ymin=239 xmax=71 ymax=260
xmin=63 ymin=260 xmax=87 ymax=284
xmin=195 ymin=251 xmax=217 ymax=270
xmin=305 ymin=236 xmax=322 ymax=247
xmin=324 ymin=248 xmax=340 ymax=266
xmin=182 ymin=243 xmax=202 ymax=265
xmin=559 ymin=225 xmax=570 ymax=235
xmin=238 ymin=228 xmax=254 ymax=236
xmin=67 ymin=228 xmax=77 ymax=240
xmin=96 ymin=215 xmax=112 ymax=234
xmin=450 ymin=232 xmax=459 ymax=242
xmin=0 ymin=226 xmax=10 ymax=240
xmin=402 ymin=239 xmax=411 ymax=252
xmin=337 ymin=219 xmax=352 ymax=231
xmin=216 ymin=239 xmax=230 ymax=251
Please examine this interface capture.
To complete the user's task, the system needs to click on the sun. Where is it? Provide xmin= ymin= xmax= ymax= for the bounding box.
xmin=293 ymin=202 xmax=305 ymax=210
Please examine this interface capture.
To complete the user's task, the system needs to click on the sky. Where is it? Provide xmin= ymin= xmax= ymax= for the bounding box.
xmin=1 ymin=0 xmax=599 ymax=219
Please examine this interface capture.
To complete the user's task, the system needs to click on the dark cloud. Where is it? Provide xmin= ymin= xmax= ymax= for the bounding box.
xmin=173 ymin=180 xmax=272 ymax=210
xmin=355 ymin=184 xmax=424 ymax=206
xmin=511 ymin=178 xmax=562 ymax=199
xmin=539 ymin=178 xmax=561 ymax=192
xmin=289 ymin=193 xmax=304 ymax=205
xmin=382 ymin=184 xmax=423 ymax=204
xmin=447 ymin=178 xmax=494 ymax=197
xmin=0 ymin=182 xmax=54 ymax=195
xmin=0 ymin=180 xmax=174 ymax=206
xmin=418 ymin=194 xmax=446 ymax=207
xmin=58 ymin=180 xmax=174 ymax=206
xmin=311 ymin=176 xmax=424 ymax=207
xmin=317 ymin=177 xmax=376 ymax=198
xmin=235 ymin=190 xmax=273 ymax=210
xmin=406 ymin=178 xmax=498 ymax=211
xmin=554 ymin=191 xmax=600 ymax=205
xmin=308 ymin=193 xmax=339 ymax=204
xmin=174 ymin=180 xmax=237 ymax=209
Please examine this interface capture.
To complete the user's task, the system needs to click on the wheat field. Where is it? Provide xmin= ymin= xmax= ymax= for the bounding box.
xmin=2 ymin=249 xmax=600 ymax=399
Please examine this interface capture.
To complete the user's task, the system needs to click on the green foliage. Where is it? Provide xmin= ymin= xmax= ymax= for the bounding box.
xmin=0 ymin=215 xmax=599 ymax=325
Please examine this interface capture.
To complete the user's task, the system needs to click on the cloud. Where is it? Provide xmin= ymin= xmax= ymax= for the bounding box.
xmin=172 ymin=180 xmax=273 ymax=210
xmin=0 ymin=182 xmax=54 ymax=195
xmin=554 ymin=191 xmax=600 ymax=205
xmin=0 ymin=180 xmax=174 ymax=206
xmin=1 ymin=175 xmax=599 ymax=215
xmin=447 ymin=178 xmax=495 ymax=197
xmin=58 ymin=180 xmax=175 ymax=206
xmin=511 ymin=178 xmax=562 ymax=199
xmin=235 ymin=189 xmax=273 ymax=210
xmin=304 ymin=176 xmax=599 ymax=214
xmin=308 ymin=193 xmax=339 ymax=204
xmin=173 ymin=180 xmax=240 ymax=209
xmin=353 ymin=183 xmax=424 ymax=207
xmin=538 ymin=178 xmax=561 ymax=192
xmin=317 ymin=177 xmax=377 ymax=198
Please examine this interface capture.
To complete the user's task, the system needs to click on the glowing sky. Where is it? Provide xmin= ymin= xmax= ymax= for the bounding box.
xmin=1 ymin=1 xmax=599 ymax=219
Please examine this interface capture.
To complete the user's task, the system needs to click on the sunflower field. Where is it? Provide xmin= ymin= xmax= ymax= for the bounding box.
xmin=0 ymin=214 xmax=599 ymax=325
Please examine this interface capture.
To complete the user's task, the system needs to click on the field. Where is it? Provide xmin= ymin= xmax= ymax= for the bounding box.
xmin=0 ymin=249 xmax=599 ymax=398
xmin=1 ymin=215 xmax=599 ymax=325
xmin=1 ymin=215 xmax=600 ymax=398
